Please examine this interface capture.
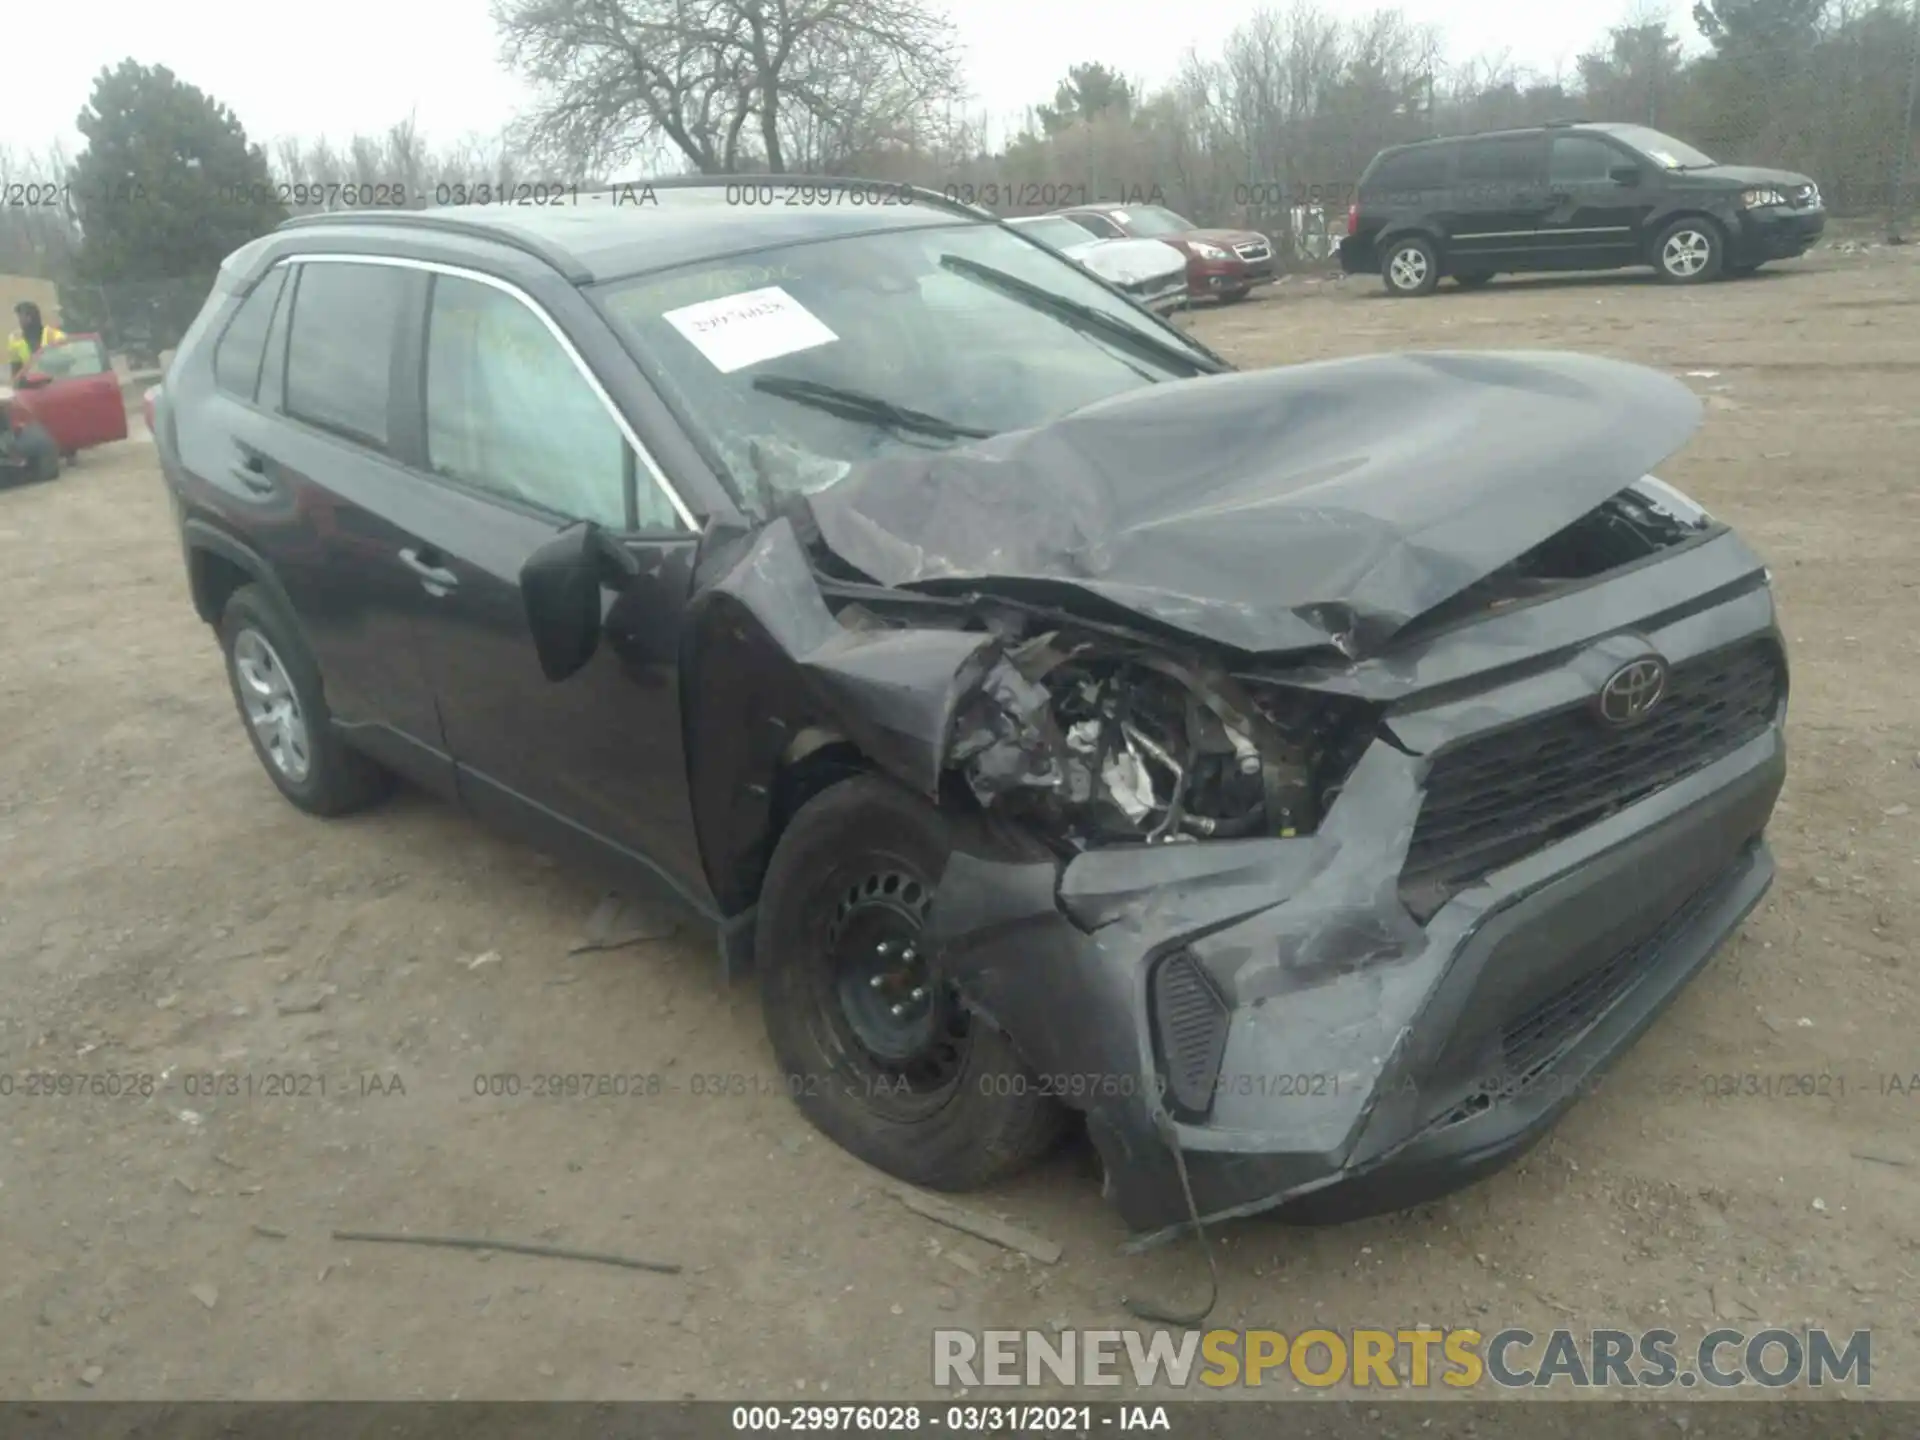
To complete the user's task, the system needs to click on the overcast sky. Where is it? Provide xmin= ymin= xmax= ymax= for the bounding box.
xmin=14 ymin=0 xmax=1701 ymax=166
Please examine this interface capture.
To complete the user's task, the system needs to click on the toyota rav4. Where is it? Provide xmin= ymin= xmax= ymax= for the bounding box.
xmin=155 ymin=179 xmax=1786 ymax=1236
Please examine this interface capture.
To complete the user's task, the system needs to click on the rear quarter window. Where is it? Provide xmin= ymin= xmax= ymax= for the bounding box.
xmin=1365 ymin=145 xmax=1455 ymax=201
xmin=213 ymin=266 xmax=289 ymax=401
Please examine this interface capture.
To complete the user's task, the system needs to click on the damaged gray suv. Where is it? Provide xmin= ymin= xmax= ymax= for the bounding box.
xmin=157 ymin=179 xmax=1786 ymax=1236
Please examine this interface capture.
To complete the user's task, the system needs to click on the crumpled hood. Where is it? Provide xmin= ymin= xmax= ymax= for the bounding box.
xmin=806 ymin=349 xmax=1703 ymax=656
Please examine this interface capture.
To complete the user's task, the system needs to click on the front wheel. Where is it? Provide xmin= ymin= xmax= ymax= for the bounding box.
xmin=757 ymin=776 xmax=1067 ymax=1191
xmin=1655 ymin=219 xmax=1724 ymax=283
xmin=1382 ymin=237 xmax=1440 ymax=296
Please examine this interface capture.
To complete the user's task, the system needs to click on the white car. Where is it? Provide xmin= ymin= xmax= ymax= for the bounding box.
xmin=1006 ymin=214 xmax=1188 ymax=313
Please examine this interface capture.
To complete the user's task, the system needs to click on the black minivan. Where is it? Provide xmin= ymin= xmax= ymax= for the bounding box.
xmin=1340 ymin=121 xmax=1825 ymax=296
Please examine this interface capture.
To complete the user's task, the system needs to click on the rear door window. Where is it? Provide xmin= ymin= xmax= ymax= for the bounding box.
xmin=283 ymin=260 xmax=407 ymax=449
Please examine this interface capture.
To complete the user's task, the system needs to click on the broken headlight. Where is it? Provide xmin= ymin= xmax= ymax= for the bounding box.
xmin=948 ymin=633 xmax=1378 ymax=848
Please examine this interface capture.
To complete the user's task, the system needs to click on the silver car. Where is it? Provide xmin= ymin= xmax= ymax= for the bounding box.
xmin=1007 ymin=213 xmax=1188 ymax=313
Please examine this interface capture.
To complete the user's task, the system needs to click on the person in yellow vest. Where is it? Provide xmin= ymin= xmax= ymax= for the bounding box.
xmin=8 ymin=301 xmax=66 ymax=379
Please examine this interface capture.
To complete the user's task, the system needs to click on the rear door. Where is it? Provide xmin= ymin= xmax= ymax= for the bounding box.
xmin=389 ymin=266 xmax=711 ymax=904
xmin=1539 ymin=133 xmax=1650 ymax=267
xmin=215 ymin=257 xmax=453 ymax=791
xmin=15 ymin=335 xmax=127 ymax=450
xmin=1446 ymin=133 xmax=1551 ymax=269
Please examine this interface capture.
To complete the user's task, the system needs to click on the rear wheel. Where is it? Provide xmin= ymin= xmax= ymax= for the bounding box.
xmin=1382 ymin=236 xmax=1441 ymax=296
xmin=757 ymin=776 xmax=1066 ymax=1191
xmin=218 ymin=584 xmax=391 ymax=816
xmin=1654 ymin=218 xmax=1724 ymax=284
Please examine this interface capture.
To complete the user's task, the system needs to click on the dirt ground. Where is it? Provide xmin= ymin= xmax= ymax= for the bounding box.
xmin=3 ymin=244 xmax=1917 ymax=1402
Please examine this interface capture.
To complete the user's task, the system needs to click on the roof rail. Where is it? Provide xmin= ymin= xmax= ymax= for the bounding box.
xmin=275 ymin=210 xmax=592 ymax=283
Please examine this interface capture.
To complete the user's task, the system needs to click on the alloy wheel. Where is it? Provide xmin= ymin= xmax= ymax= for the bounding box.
xmin=232 ymin=628 xmax=312 ymax=783
xmin=1388 ymin=246 xmax=1430 ymax=291
xmin=1662 ymin=229 xmax=1713 ymax=279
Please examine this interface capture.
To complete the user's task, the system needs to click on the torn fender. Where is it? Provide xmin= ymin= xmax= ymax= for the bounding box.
xmin=682 ymin=517 xmax=997 ymax=911
xmin=807 ymin=350 xmax=1704 ymax=656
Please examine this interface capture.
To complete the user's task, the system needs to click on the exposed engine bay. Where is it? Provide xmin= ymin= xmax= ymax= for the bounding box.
xmin=875 ymin=476 xmax=1711 ymax=854
xmin=944 ymin=631 xmax=1377 ymax=850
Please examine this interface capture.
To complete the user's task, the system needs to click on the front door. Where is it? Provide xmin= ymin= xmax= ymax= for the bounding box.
xmin=15 ymin=335 xmax=128 ymax=450
xmin=393 ymin=267 xmax=711 ymax=907
xmin=1538 ymin=134 xmax=1651 ymax=268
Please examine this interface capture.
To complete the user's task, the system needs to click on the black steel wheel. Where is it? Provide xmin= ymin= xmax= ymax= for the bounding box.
xmin=756 ymin=776 xmax=1066 ymax=1190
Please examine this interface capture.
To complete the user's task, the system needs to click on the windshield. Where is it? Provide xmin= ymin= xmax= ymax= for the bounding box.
xmin=1122 ymin=205 xmax=1197 ymax=238
xmin=1012 ymin=215 xmax=1097 ymax=250
xmin=595 ymin=221 xmax=1215 ymax=519
xmin=1601 ymin=125 xmax=1718 ymax=170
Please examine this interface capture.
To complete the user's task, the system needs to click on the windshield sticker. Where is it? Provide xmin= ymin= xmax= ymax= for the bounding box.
xmin=662 ymin=286 xmax=839 ymax=374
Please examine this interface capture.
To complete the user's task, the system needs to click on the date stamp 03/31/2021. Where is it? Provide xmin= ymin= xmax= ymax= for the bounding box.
xmin=0 ymin=179 xmax=931 ymax=211
xmin=8 ymin=1066 xmax=1919 ymax=1108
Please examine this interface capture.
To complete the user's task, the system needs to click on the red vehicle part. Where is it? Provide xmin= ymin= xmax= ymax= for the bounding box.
xmin=9 ymin=334 xmax=130 ymax=453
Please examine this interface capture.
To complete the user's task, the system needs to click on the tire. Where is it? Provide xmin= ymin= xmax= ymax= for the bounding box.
xmin=17 ymin=424 xmax=59 ymax=482
xmin=1654 ymin=218 xmax=1724 ymax=284
xmin=217 ymin=583 xmax=391 ymax=816
xmin=1452 ymin=272 xmax=1494 ymax=289
xmin=1381 ymin=236 xmax=1441 ymax=296
xmin=1217 ymin=288 xmax=1251 ymax=304
xmin=757 ymin=775 xmax=1067 ymax=1191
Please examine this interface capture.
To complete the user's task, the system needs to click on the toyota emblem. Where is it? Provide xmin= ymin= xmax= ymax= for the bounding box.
xmin=1597 ymin=658 xmax=1668 ymax=727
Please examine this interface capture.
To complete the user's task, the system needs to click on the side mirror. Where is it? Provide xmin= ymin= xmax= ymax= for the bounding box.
xmin=1609 ymin=165 xmax=1642 ymax=187
xmin=16 ymin=371 xmax=50 ymax=389
xmin=519 ymin=521 xmax=642 ymax=683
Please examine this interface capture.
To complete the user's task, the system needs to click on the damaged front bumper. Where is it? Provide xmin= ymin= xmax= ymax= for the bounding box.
xmin=924 ymin=569 xmax=1787 ymax=1237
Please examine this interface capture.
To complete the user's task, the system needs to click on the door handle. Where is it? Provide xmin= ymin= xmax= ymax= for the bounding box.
xmin=230 ymin=456 xmax=273 ymax=494
xmin=398 ymin=547 xmax=459 ymax=593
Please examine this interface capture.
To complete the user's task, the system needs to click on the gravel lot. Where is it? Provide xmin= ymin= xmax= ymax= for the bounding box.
xmin=3 ymin=245 xmax=1917 ymax=1401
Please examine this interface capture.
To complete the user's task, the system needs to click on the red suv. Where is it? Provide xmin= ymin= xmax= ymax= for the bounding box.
xmin=1054 ymin=203 xmax=1276 ymax=302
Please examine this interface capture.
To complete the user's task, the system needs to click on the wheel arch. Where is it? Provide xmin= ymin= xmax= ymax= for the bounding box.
xmin=1648 ymin=210 xmax=1728 ymax=265
xmin=182 ymin=520 xmax=298 ymax=629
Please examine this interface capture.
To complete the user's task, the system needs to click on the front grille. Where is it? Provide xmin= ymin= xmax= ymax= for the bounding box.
xmin=1234 ymin=240 xmax=1272 ymax=262
xmin=1423 ymin=874 xmax=1723 ymax=1135
xmin=1152 ymin=951 xmax=1230 ymax=1117
xmin=1403 ymin=638 xmax=1783 ymax=903
xmin=1501 ymin=876 xmax=1719 ymax=1081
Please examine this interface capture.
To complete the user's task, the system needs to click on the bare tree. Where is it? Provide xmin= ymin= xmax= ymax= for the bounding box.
xmin=494 ymin=0 xmax=960 ymax=175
